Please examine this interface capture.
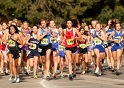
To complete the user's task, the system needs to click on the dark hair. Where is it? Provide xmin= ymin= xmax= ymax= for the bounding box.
xmin=79 ymin=27 xmax=84 ymax=32
xmin=9 ymin=25 xmax=19 ymax=34
xmin=72 ymin=19 xmax=80 ymax=28
xmin=109 ymin=19 xmax=119 ymax=29
xmin=40 ymin=19 xmax=46 ymax=22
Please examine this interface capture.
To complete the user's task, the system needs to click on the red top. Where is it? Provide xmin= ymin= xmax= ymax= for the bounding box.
xmin=80 ymin=37 xmax=87 ymax=44
xmin=65 ymin=28 xmax=77 ymax=48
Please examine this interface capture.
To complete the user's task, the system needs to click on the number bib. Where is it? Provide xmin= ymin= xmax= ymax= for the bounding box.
xmin=29 ymin=44 xmax=36 ymax=49
xmin=115 ymin=36 xmax=122 ymax=43
xmin=67 ymin=39 xmax=74 ymax=45
xmin=94 ymin=38 xmax=102 ymax=45
xmin=79 ymin=44 xmax=86 ymax=49
xmin=41 ymin=38 xmax=49 ymax=45
xmin=58 ymin=45 xmax=64 ymax=51
xmin=8 ymin=40 xmax=16 ymax=47
xmin=53 ymin=38 xmax=57 ymax=43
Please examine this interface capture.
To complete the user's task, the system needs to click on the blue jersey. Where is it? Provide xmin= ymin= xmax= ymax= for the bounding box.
xmin=112 ymin=30 xmax=122 ymax=46
xmin=106 ymin=29 xmax=113 ymax=44
xmin=93 ymin=30 xmax=104 ymax=46
xmin=58 ymin=45 xmax=65 ymax=53
xmin=52 ymin=29 xmax=59 ymax=45
xmin=39 ymin=27 xmax=51 ymax=46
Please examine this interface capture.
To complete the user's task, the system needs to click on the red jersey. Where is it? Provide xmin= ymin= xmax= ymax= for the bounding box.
xmin=65 ymin=28 xmax=77 ymax=48
xmin=0 ymin=31 xmax=3 ymax=50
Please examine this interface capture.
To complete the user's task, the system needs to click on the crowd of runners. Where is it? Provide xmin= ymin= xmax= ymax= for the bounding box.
xmin=0 ymin=18 xmax=124 ymax=83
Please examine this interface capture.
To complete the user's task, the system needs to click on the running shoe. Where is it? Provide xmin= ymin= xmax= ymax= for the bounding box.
xmin=56 ymin=70 xmax=60 ymax=74
xmin=108 ymin=66 xmax=112 ymax=69
xmin=5 ymin=70 xmax=9 ymax=75
xmin=34 ymin=75 xmax=38 ymax=79
xmin=116 ymin=70 xmax=122 ymax=75
xmin=13 ymin=78 xmax=17 ymax=82
xmin=9 ymin=76 xmax=13 ymax=81
xmin=16 ymin=77 xmax=20 ymax=83
xmin=60 ymin=74 xmax=64 ymax=78
xmin=95 ymin=67 xmax=99 ymax=73
xmin=68 ymin=74 xmax=73 ymax=80
xmin=82 ymin=71 xmax=85 ymax=75
xmin=53 ymin=73 xmax=57 ymax=79
xmin=90 ymin=62 xmax=93 ymax=66
xmin=73 ymin=74 xmax=77 ymax=78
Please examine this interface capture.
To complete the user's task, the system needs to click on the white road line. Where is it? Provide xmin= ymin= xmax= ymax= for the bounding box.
xmin=39 ymin=75 xmax=124 ymax=88
xmin=40 ymin=79 xmax=49 ymax=88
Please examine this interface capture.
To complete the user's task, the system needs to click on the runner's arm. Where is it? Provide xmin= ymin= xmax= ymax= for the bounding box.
xmin=25 ymin=34 xmax=32 ymax=46
xmin=96 ymin=31 xmax=105 ymax=41
xmin=2 ymin=30 xmax=8 ymax=43
xmin=74 ymin=28 xmax=81 ymax=40
xmin=17 ymin=34 xmax=23 ymax=45
xmin=37 ymin=28 xmax=47 ymax=41
xmin=108 ymin=31 xmax=119 ymax=43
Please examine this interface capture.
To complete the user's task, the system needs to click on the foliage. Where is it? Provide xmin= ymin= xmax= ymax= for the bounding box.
xmin=0 ymin=0 xmax=124 ymax=25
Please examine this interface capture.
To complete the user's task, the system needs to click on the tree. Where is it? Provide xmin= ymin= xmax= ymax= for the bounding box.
xmin=0 ymin=0 xmax=124 ymax=25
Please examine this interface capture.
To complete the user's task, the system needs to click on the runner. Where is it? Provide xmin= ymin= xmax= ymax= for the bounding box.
xmin=84 ymin=25 xmax=92 ymax=72
xmin=92 ymin=23 xmax=105 ymax=76
xmin=2 ymin=22 xmax=9 ymax=74
xmin=90 ymin=20 xmax=98 ymax=66
xmin=101 ymin=24 xmax=111 ymax=69
xmin=106 ymin=19 xmax=116 ymax=72
xmin=0 ymin=24 xmax=3 ymax=74
xmin=8 ymin=25 xmax=23 ymax=82
xmin=108 ymin=23 xmax=124 ymax=75
xmin=26 ymin=26 xmax=39 ymax=78
xmin=50 ymin=20 xmax=59 ymax=78
xmin=58 ymin=27 xmax=65 ymax=78
xmin=21 ymin=21 xmax=31 ymax=74
xmin=64 ymin=20 xmax=81 ymax=80
xmin=79 ymin=27 xmax=88 ymax=74
xmin=37 ymin=19 xmax=52 ymax=79
xmin=10 ymin=21 xmax=23 ymax=74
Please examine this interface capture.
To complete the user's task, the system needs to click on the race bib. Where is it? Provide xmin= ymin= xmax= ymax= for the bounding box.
xmin=58 ymin=45 xmax=64 ymax=51
xmin=94 ymin=38 xmax=102 ymax=45
xmin=115 ymin=36 xmax=122 ymax=43
xmin=29 ymin=44 xmax=36 ymax=49
xmin=53 ymin=38 xmax=57 ymax=43
xmin=8 ymin=40 xmax=16 ymax=47
xmin=67 ymin=39 xmax=74 ymax=45
xmin=41 ymin=38 xmax=48 ymax=45
xmin=79 ymin=44 xmax=86 ymax=49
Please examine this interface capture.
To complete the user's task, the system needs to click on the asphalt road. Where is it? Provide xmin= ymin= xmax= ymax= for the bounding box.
xmin=1 ymin=56 xmax=124 ymax=88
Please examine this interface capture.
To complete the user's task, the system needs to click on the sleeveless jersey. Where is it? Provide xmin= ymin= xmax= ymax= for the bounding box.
xmin=112 ymin=30 xmax=122 ymax=46
xmin=8 ymin=35 xmax=18 ymax=50
xmin=65 ymin=28 xmax=77 ymax=48
xmin=39 ymin=27 xmax=51 ymax=46
xmin=52 ymin=28 xmax=59 ymax=44
xmin=93 ymin=30 xmax=104 ymax=46
xmin=28 ymin=34 xmax=39 ymax=50
xmin=106 ymin=29 xmax=113 ymax=43
xmin=79 ymin=36 xmax=87 ymax=49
